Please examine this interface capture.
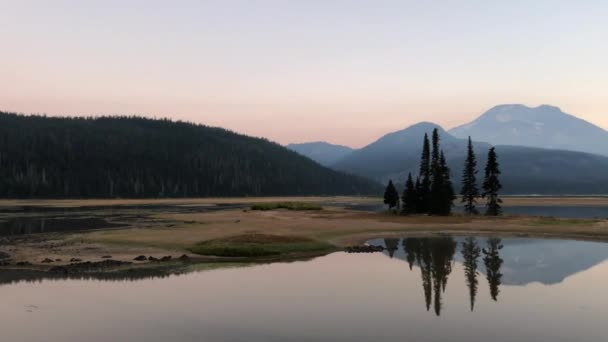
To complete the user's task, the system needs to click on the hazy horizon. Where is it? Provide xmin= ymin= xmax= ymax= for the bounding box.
xmin=2 ymin=1 xmax=607 ymax=148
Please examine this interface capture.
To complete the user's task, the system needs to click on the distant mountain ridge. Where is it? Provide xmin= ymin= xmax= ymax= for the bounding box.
xmin=290 ymin=105 xmax=608 ymax=194
xmin=300 ymin=122 xmax=608 ymax=195
xmin=449 ymin=104 xmax=608 ymax=156
xmin=287 ymin=142 xmax=353 ymax=166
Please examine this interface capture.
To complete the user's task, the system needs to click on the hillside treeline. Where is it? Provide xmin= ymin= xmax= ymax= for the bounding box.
xmin=0 ymin=112 xmax=379 ymax=198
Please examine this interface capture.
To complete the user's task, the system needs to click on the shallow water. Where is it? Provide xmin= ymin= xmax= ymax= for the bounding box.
xmin=0 ymin=217 xmax=125 ymax=237
xmin=1 ymin=236 xmax=608 ymax=341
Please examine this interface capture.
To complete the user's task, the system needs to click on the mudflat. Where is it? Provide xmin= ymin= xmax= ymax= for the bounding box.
xmin=0 ymin=197 xmax=607 ymax=273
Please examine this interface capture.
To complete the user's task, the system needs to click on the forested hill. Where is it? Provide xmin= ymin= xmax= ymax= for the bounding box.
xmin=0 ymin=112 xmax=380 ymax=198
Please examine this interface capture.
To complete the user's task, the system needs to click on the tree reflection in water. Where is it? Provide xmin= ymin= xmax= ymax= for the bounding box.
xmin=461 ymin=237 xmax=481 ymax=311
xmin=483 ymin=238 xmax=504 ymax=301
xmin=402 ymin=236 xmax=503 ymax=315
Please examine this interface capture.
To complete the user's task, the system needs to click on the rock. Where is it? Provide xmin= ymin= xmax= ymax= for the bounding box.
xmin=0 ymin=261 xmax=10 ymax=266
xmin=133 ymin=255 xmax=147 ymax=261
xmin=0 ymin=251 xmax=11 ymax=260
xmin=101 ymin=255 xmax=112 ymax=259
xmin=148 ymin=256 xmax=159 ymax=262
xmin=160 ymin=256 xmax=172 ymax=262
xmin=70 ymin=258 xmax=83 ymax=262
xmin=345 ymin=245 xmax=385 ymax=253
xmin=59 ymin=259 xmax=133 ymax=273
xmin=178 ymin=254 xmax=190 ymax=261
xmin=55 ymin=259 xmax=62 ymax=262
xmin=16 ymin=261 xmax=32 ymax=266
xmin=41 ymin=258 xmax=54 ymax=263
xmin=49 ymin=266 xmax=68 ymax=274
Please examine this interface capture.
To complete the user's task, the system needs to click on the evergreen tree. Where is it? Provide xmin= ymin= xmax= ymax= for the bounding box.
xmin=428 ymin=130 xmax=453 ymax=215
xmin=482 ymin=147 xmax=503 ymax=216
xmin=415 ymin=177 xmax=424 ymax=213
xmin=418 ymin=134 xmax=432 ymax=213
xmin=460 ymin=137 xmax=480 ymax=215
xmin=438 ymin=151 xmax=455 ymax=215
xmin=431 ymin=128 xmax=440 ymax=169
xmin=429 ymin=129 xmax=443 ymax=215
xmin=383 ymin=180 xmax=399 ymax=211
xmin=402 ymin=173 xmax=418 ymax=214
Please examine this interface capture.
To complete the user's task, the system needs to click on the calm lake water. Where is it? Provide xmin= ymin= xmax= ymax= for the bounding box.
xmin=2 ymin=236 xmax=608 ymax=342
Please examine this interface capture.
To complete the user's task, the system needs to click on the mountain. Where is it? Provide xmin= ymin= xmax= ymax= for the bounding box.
xmin=333 ymin=122 xmax=608 ymax=194
xmin=332 ymin=122 xmax=490 ymax=183
xmin=449 ymin=104 xmax=608 ymax=156
xmin=0 ymin=112 xmax=380 ymax=198
xmin=287 ymin=142 xmax=353 ymax=166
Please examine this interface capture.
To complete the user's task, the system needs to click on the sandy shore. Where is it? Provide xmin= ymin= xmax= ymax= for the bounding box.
xmin=0 ymin=197 xmax=607 ymax=273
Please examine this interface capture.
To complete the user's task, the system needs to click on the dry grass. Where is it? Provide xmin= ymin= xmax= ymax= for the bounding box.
xmin=4 ymin=198 xmax=608 ymax=268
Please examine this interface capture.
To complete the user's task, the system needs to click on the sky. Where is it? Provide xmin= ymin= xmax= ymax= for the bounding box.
xmin=1 ymin=1 xmax=607 ymax=148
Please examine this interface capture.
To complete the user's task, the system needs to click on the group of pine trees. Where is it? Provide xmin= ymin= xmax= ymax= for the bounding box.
xmin=460 ymin=138 xmax=503 ymax=216
xmin=383 ymin=130 xmax=502 ymax=216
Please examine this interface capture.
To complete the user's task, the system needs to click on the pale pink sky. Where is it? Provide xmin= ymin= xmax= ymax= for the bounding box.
xmin=1 ymin=1 xmax=607 ymax=148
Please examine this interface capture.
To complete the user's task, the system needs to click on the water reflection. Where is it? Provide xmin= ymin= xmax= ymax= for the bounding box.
xmin=377 ymin=236 xmax=608 ymax=315
xmin=402 ymin=237 xmax=458 ymax=315
xmin=461 ymin=237 xmax=481 ymax=311
xmin=401 ymin=236 xmax=545 ymax=313
xmin=483 ymin=238 xmax=504 ymax=301
xmin=0 ymin=217 xmax=124 ymax=236
xmin=2 ymin=237 xmax=608 ymax=341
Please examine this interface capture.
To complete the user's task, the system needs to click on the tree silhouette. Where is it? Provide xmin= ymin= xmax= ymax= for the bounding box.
xmin=384 ymin=238 xmax=400 ymax=258
xmin=439 ymin=151 xmax=455 ymax=215
xmin=427 ymin=130 xmax=455 ymax=216
xmin=408 ymin=237 xmax=457 ymax=315
xmin=402 ymin=173 xmax=418 ymax=214
xmin=383 ymin=180 xmax=400 ymax=211
xmin=461 ymin=137 xmax=480 ymax=215
xmin=482 ymin=147 xmax=503 ymax=216
xmin=419 ymin=240 xmax=433 ymax=312
xmin=461 ymin=237 xmax=481 ymax=311
xmin=430 ymin=237 xmax=456 ymax=316
xmin=403 ymin=238 xmax=420 ymax=270
xmin=418 ymin=134 xmax=432 ymax=213
xmin=483 ymin=238 xmax=504 ymax=301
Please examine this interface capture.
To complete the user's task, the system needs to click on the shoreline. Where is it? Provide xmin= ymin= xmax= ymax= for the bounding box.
xmin=1 ymin=197 xmax=608 ymax=276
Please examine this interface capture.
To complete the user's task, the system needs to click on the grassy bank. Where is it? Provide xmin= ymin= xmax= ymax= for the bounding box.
xmin=2 ymin=198 xmax=608 ymax=274
xmin=189 ymin=234 xmax=336 ymax=257
xmin=250 ymin=202 xmax=323 ymax=211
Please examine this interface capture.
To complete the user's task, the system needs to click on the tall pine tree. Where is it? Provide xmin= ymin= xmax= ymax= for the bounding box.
xmin=418 ymin=133 xmax=431 ymax=213
xmin=402 ymin=173 xmax=418 ymax=214
xmin=461 ymin=137 xmax=480 ymax=215
xmin=439 ymin=151 xmax=455 ymax=215
xmin=429 ymin=129 xmax=443 ymax=215
xmin=482 ymin=147 xmax=502 ymax=216
xmin=383 ymin=180 xmax=400 ymax=211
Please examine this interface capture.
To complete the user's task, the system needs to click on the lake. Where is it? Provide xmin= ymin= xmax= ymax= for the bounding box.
xmin=1 ymin=236 xmax=608 ymax=341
